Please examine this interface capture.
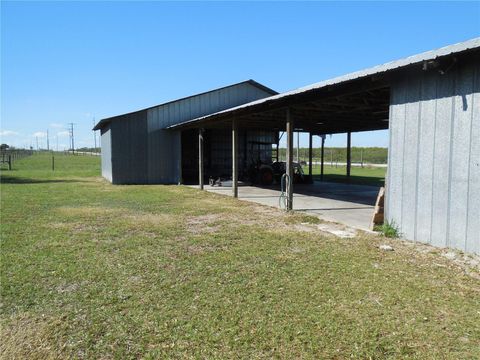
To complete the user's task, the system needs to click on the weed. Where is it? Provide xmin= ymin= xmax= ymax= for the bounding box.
xmin=375 ymin=220 xmax=401 ymax=238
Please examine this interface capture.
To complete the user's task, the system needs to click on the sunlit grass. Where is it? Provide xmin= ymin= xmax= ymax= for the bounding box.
xmin=1 ymin=153 xmax=478 ymax=358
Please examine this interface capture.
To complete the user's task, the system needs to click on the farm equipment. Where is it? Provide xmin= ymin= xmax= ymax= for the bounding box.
xmin=248 ymin=159 xmax=309 ymax=185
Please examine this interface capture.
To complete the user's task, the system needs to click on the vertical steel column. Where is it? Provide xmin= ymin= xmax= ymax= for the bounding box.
xmin=296 ymin=131 xmax=300 ymax=163
xmin=286 ymin=108 xmax=294 ymax=210
xmin=346 ymin=132 xmax=351 ymax=179
xmin=178 ymin=132 xmax=183 ymax=185
xmin=198 ymin=128 xmax=204 ymax=190
xmin=232 ymin=119 xmax=238 ymax=198
xmin=308 ymin=133 xmax=313 ymax=176
xmin=321 ymin=135 xmax=325 ymax=181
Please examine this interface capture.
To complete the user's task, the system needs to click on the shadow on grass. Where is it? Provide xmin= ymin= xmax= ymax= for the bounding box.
xmin=311 ymin=174 xmax=385 ymax=187
xmin=0 ymin=175 xmax=85 ymax=184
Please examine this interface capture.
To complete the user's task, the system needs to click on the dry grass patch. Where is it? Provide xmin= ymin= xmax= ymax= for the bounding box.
xmin=0 ymin=314 xmax=64 ymax=360
xmin=55 ymin=206 xmax=124 ymax=218
xmin=185 ymin=214 xmax=222 ymax=234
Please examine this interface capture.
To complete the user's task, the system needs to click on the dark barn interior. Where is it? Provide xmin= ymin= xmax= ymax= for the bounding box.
xmin=176 ymin=82 xmax=391 ymax=187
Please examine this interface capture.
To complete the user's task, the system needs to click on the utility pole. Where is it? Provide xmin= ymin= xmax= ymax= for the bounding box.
xmin=56 ymin=135 xmax=59 ymax=152
xmin=36 ymin=136 xmax=39 ymax=151
xmin=46 ymin=129 xmax=50 ymax=151
xmin=68 ymin=123 xmax=75 ymax=154
xmin=93 ymin=117 xmax=97 ymax=153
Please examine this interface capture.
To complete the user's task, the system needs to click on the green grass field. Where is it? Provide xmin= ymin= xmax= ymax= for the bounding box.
xmin=308 ymin=165 xmax=387 ymax=187
xmin=1 ymin=154 xmax=479 ymax=358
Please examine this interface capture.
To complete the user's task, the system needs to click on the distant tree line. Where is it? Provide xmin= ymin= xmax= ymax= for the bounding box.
xmin=277 ymin=147 xmax=388 ymax=164
xmin=75 ymin=147 xmax=101 ymax=153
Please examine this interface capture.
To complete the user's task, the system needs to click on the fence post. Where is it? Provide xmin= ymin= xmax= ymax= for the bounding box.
xmin=52 ymin=155 xmax=55 ymax=171
xmin=8 ymin=155 xmax=12 ymax=170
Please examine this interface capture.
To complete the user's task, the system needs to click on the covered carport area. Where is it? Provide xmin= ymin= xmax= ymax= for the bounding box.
xmin=169 ymin=70 xmax=390 ymax=229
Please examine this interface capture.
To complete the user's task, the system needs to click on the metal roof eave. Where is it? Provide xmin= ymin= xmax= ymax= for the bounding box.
xmin=166 ymin=37 xmax=480 ymax=131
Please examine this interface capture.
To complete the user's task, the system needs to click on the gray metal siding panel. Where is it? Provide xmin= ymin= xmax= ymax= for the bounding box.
xmin=100 ymin=126 xmax=112 ymax=182
xmin=387 ymin=79 xmax=407 ymax=231
xmin=401 ymin=76 xmax=421 ymax=240
xmin=430 ymin=71 xmax=455 ymax=248
xmin=467 ymin=66 xmax=480 ymax=254
xmin=415 ymin=72 xmax=437 ymax=244
xmin=141 ymin=82 xmax=274 ymax=184
xmin=111 ymin=111 xmax=148 ymax=184
xmin=147 ymin=108 xmax=181 ymax=184
xmin=147 ymin=82 xmax=275 ymax=131
xmin=448 ymin=65 xmax=475 ymax=250
xmin=388 ymin=60 xmax=480 ymax=254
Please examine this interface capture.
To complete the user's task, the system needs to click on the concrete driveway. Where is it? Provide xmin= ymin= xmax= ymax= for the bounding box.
xmin=199 ymin=181 xmax=380 ymax=230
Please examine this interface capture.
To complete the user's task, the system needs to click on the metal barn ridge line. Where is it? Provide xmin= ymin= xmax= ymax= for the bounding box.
xmin=93 ymin=79 xmax=278 ymax=131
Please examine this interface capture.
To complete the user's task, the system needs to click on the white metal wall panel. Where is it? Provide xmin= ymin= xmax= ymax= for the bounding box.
xmin=387 ymin=60 xmax=480 ymax=254
xmin=100 ymin=126 xmax=112 ymax=182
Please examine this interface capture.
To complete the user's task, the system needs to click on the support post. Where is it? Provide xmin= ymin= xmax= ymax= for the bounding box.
xmin=198 ymin=128 xmax=204 ymax=190
xmin=346 ymin=132 xmax=351 ymax=179
xmin=232 ymin=119 xmax=238 ymax=198
xmin=321 ymin=135 xmax=325 ymax=181
xmin=286 ymin=108 xmax=294 ymax=211
xmin=296 ymin=131 xmax=300 ymax=163
xmin=308 ymin=133 xmax=313 ymax=176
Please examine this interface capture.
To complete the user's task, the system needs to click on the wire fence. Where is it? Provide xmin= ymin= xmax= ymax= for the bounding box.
xmin=0 ymin=150 xmax=34 ymax=170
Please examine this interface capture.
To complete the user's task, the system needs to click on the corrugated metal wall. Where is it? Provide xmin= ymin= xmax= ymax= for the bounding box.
xmin=110 ymin=111 xmax=148 ymax=184
xmin=145 ymin=82 xmax=275 ymax=184
xmin=387 ymin=60 xmax=479 ymax=254
xmin=101 ymin=126 xmax=112 ymax=182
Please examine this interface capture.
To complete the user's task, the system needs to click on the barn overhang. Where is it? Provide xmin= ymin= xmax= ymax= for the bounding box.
xmin=167 ymin=38 xmax=479 ymax=135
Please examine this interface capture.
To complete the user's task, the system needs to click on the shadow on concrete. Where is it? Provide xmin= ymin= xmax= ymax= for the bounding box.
xmin=295 ymin=206 xmax=373 ymax=211
xmin=250 ymin=181 xmax=380 ymax=206
xmin=311 ymin=174 xmax=385 ymax=187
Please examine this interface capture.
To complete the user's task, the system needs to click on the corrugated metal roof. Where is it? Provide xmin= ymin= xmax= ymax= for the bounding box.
xmin=93 ymin=79 xmax=277 ymax=130
xmin=168 ymin=37 xmax=480 ymax=129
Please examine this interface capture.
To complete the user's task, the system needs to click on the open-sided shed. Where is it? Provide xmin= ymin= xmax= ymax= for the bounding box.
xmin=168 ymin=38 xmax=480 ymax=254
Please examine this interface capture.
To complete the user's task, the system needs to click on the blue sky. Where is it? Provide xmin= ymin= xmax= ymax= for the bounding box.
xmin=2 ymin=1 xmax=479 ymax=150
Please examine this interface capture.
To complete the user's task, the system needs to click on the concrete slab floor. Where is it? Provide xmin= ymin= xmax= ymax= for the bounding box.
xmin=194 ymin=181 xmax=380 ymax=231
